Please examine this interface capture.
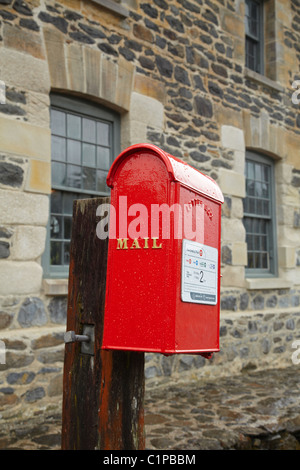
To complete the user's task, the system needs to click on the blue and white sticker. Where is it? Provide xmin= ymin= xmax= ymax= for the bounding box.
xmin=181 ymin=239 xmax=218 ymax=305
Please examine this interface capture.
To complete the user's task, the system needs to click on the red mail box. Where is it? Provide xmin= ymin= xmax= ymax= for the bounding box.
xmin=101 ymin=143 xmax=224 ymax=355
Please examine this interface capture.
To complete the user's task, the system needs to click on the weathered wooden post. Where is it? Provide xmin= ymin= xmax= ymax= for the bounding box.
xmin=61 ymin=197 xmax=145 ymax=450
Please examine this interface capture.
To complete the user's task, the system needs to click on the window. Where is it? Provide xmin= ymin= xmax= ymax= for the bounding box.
xmin=43 ymin=95 xmax=120 ymax=278
xmin=243 ymin=152 xmax=277 ymax=277
xmin=245 ymin=0 xmax=264 ymax=74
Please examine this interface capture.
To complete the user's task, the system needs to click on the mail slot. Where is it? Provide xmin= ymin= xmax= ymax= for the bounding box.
xmin=101 ymin=143 xmax=224 ymax=355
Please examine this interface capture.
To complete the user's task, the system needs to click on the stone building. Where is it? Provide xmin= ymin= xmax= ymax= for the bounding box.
xmin=0 ymin=0 xmax=299 ymax=430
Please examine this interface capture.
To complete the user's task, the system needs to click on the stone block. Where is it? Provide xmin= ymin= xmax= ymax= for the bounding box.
xmin=0 ymin=189 xmax=49 ymax=225
xmin=18 ymin=297 xmax=47 ymax=327
xmin=0 ymin=161 xmax=24 ymax=189
xmin=278 ymin=246 xmax=296 ymax=268
xmin=231 ymin=197 xmax=244 ymax=219
xmin=84 ymin=46 xmax=101 ymax=97
xmin=10 ymin=226 xmax=46 ymax=261
xmin=122 ymin=92 xmax=164 ymax=146
xmin=0 ymin=261 xmax=43 ymax=295
xmin=100 ymin=56 xmax=117 ymax=105
xmin=3 ymin=23 xmax=45 ymax=60
xmin=43 ymin=26 xmax=67 ymax=90
xmin=233 ymin=150 xmax=245 ymax=175
xmin=219 ymin=168 xmax=245 ymax=198
xmin=221 ymin=125 xmax=245 ymax=151
xmin=65 ymin=42 xmax=85 ymax=94
xmin=0 ymin=117 xmax=51 ymax=161
xmin=0 ymin=47 xmax=50 ymax=94
xmin=221 ymin=265 xmax=246 ymax=288
xmin=26 ymin=91 xmax=51 ymax=129
xmin=221 ymin=12 xmax=244 ymax=39
xmin=221 ymin=218 xmax=246 ymax=243
xmin=130 ymin=92 xmax=164 ymax=129
xmin=232 ymin=242 xmax=248 ymax=266
xmin=134 ymin=73 xmax=165 ymax=104
xmin=285 ymin=132 xmax=300 ymax=170
xmin=42 ymin=279 xmax=68 ymax=296
xmin=115 ymin=58 xmax=135 ymax=111
xmin=25 ymin=159 xmax=51 ymax=194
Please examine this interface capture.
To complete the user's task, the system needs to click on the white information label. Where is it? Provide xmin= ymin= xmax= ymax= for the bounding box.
xmin=181 ymin=239 xmax=218 ymax=305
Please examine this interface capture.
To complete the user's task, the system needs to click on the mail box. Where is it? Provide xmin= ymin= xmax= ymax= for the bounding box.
xmin=101 ymin=143 xmax=224 ymax=355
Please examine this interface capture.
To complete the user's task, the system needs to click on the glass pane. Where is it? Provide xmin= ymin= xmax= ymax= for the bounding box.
xmin=67 ymin=114 xmax=81 ymax=139
xmin=262 ymin=165 xmax=270 ymax=182
xmin=248 ymin=252 xmax=254 ymax=268
xmin=50 ymin=215 xmax=62 ymax=239
xmin=83 ymin=118 xmax=96 ymax=143
xmin=247 ymin=180 xmax=255 ymax=196
xmin=251 ymin=3 xmax=258 ymax=21
xmin=253 ymin=219 xmax=259 ymax=234
xmin=254 ymin=235 xmax=260 ymax=251
xmin=261 ymin=219 xmax=267 ymax=234
xmin=97 ymin=147 xmax=111 ymax=170
xmin=51 ymin=241 xmax=62 ymax=265
xmin=244 ymin=217 xmax=252 ymax=233
xmin=245 ymin=0 xmax=250 ymax=16
xmin=255 ymin=182 xmax=262 ymax=197
xmin=263 ymin=200 xmax=269 ymax=216
xmin=255 ymin=163 xmax=262 ymax=181
xmin=66 ymin=164 xmax=81 ymax=188
xmin=63 ymin=193 xmax=75 ymax=215
xmin=246 ymin=161 xmax=254 ymax=179
xmin=67 ymin=139 xmax=81 ymax=165
xmin=97 ymin=170 xmax=108 ymax=192
xmin=262 ymin=183 xmax=269 ymax=198
xmin=51 ymin=109 xmax=66 ymax=136
xmin=51 ymin=191 xmax=62 ymax=214
xmin=262 ymin=253 xmax=268 ymax=269
xmin=249 ymin=198 xmax=255 ymax=213
xmin=52 ymin=136 xmax=66 ymax=162
xmin=83 ymin=143 xmax=96 ymax=167
xmin=254 ymin=252 xmax=260 ymax=268
xmin=83 ymin=167 xmax=96 ymax=191
xmin=250 ymin=18 xmax=258 ymax=37
xmin=256 ymin=198 xmax=262 ymax=215
xmin=52 ymin=162 xmax=66 ymax=186
xmin=64 ymin=217 xmax=72 ymax=240
xmin=246 ymin=234 xmax=253 ymax=250
xmin=64 ymin=242 xmax=70 ymax=265
xmin=97 ymin=122 xmax=110 ymax=146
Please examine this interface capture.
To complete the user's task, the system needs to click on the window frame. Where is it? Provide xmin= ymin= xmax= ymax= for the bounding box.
xmin=245 ymin=0 xmax=264 ymax=75
xmin=42 ymin=94 xmax=120 ymax=279
xmin=243 ymin=151 xmax=278 ymax=279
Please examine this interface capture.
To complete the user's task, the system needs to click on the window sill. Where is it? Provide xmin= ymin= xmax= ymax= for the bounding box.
xmin=43 ymin=278 xmax=68 ymax=296
xmin=245 ymin=277 xmax=291 ymax=290
xmin=244 ymin=68 xmax=284 ymax=93
xmin=91 ymin=0 xmax=129 ymax=18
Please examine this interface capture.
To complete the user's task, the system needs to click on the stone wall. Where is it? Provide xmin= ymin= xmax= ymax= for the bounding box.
xmin=0 ymin=0 xmax=299 ymax=430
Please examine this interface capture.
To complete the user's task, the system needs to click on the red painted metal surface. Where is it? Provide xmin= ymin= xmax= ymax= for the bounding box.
xmin=102 ymin=143 xmax=224 ymax=355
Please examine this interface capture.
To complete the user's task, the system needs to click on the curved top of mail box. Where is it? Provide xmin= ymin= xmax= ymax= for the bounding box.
xmin=107 ymin=143 xmax=224 ymax=204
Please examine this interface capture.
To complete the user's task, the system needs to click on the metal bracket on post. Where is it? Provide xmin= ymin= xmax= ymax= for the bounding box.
xmin=64 ymin=325 xmax=95 ymax=355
